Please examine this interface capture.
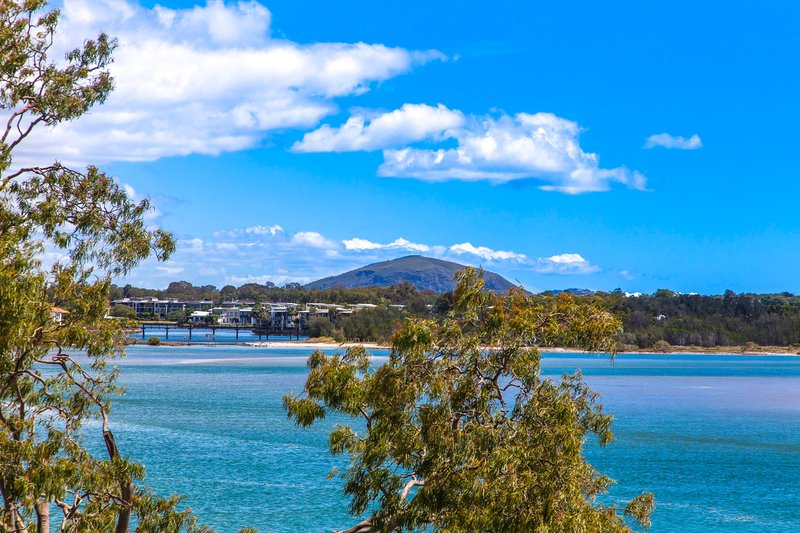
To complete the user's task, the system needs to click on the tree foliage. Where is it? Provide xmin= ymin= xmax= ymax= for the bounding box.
xmin=109 ymin=279 xmax=439 ymax=309
xmin=337 ymin=307 xmax=405 ymax=343
xmin=110 ymin=304 xmax=137 ymax=319
xmin=593 ymin=290 xmax=800 ymax=348
xmin=285 ymin=269 xmax=654 ymax=532
xmin=0 ymin=2 xmax=207 ymax=530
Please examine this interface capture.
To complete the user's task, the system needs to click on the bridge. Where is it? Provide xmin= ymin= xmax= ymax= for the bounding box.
xmin=138 ymin=322 xmax=308 ymax=343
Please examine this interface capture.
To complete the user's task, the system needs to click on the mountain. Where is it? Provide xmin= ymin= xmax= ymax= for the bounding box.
xmin=306 ymin=255 xmax=516 ymax=293
xmin=542 ymin=288 xmax=595 ymax=296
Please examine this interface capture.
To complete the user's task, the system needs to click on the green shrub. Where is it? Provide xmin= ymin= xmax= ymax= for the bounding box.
xmin=110 ymin=304 xmax=137 ymax=319
xmin=742 ymin=341 xmax=760 ymax=353
xmin=307 ymin=316 xmax=333 ymax=338
xmin=652 ymin=339 xmax=671 ymax=353
xmin=147 ymin=336 xmax=161 ymax=346
xmin=332 ymin=327 xmax=345 ymax=343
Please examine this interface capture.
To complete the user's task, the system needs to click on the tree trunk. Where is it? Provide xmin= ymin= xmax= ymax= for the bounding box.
xmin=0 ymin=482 xmax=28 ymax=533
xmin=0 ymin=482 xmax=12 ymax=532
xmin=12 ymin=507 xmax=29 ymax=533
xmin=104 ymin=430 xmax=133 ymax=533
xmin=36 ymin=498 xmax=49 ymax=533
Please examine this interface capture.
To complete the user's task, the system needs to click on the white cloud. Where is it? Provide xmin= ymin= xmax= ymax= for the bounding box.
xmin=387 ymin=238 xmax=430 ymax=253
xmin=342 ymin=236 xmax=432 ymax=253
xmin=533 ymin=253 xmax=599 ymax=275
xmin=300 ymin=108 xmax=645 ymax=194
xmin=213 ymin=224 xmax=284 ymax=239
xmin=246 ymin=224 xmax=283 ymax=236
xmin=12 ymin=0 xmax=442 ymax=166
xmin=342 ymin=238 xmax=385 ymax=251
xmin=179 ymin=238 xmax=205 ymax=254
xmin=291 ymin=231 xmax=337 ymax=249
xmin=340 ymin=237 xmax=595 ymax=274
xmin=644 ymin=133 xmax=702 ymax=150
xmin=381 ymin=112 xmax=646 ymax=193
xmin=548 ymin=253 xmax=586 ymax=264
xmin=293 ymin=103 xmax=464 ymax=152
xmin=155 ymin=265 xmax=185 ymax=276
xmin=212 ymin=242 xmax=239 ymax=252
xmin=449 ymin=242 xmax=527 ymax=262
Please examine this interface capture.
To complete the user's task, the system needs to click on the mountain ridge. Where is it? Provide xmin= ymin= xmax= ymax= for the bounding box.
xmin=306 ymin=255 xmax=516 ymax=293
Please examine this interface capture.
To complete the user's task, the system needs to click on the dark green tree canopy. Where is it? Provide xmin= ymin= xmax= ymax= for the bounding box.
xmin=286 ymin=268 xmax=654 ymax=532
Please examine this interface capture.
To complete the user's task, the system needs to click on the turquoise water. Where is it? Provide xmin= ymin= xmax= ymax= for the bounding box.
xmin=102 ymin=347 xmax=800 ymax=531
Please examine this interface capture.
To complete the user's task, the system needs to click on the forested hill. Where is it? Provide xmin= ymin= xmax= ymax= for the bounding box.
xmin=306 ymin=255 xmax=516 ymax=292
xmin=597 ymin=289 xmax=800 ymax=348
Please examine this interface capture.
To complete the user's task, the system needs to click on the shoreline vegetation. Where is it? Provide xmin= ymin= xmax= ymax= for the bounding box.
xmin=128 ymin=338 xmax=800 ymax=356
xmin=113 ymin=279 xmax=800 ymax=352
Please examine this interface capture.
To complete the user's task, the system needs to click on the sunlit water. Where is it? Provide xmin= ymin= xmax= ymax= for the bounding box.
xmin=96 ymin=347 xmax=800 ymax=532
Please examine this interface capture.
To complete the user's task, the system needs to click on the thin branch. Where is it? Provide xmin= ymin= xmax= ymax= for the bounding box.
xmin=399 ymin=476 xmax=424 ymax=501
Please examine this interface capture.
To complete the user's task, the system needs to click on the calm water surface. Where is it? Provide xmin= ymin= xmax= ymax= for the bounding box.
xmin=102 ymin=346 xmax=800 ymax=532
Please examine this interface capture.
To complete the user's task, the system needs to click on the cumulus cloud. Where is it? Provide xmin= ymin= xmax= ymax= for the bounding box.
xmin=244 ymin=224 xmax=283 ymax=236
xmin=533 ymin=253 xmax=600 ymax=275
xmin=449 ymin=242 xmax=527 ymax=262
xmin=342 ymin=238 xmax=384 ymax=251
xmin=293 ymin=104 xmax=465 ymax=152
xmin=155 ymin=265 xmax=185 ymax=276
xmin=342 ymin=236 xmax=431 ymax=253
xmin=381 ymin=113 xmax=646 ymax=193
xmin=213 ymin=224 xmax=284 ymax=239
xmin=339 ymin=235 xmax=596 ymax=274
xmin=212 ymin=242 xmax=240 ymax=252
xmin=178 ymin=238 xmax=205 ymax=254
xmin=291 ymin=231 xmax=337 ymax=249
xmin=389 ymin=238 xmax=431 ymax=253
xmin=299 ymin=107 xmax=645 ymax=194
xmin=644 ymin=133 xmax=702 ymax=150
xmin=13 ymin=0 xmax=442 ymax=166
xmin=195 ymin=226 xmax=340 ymax=251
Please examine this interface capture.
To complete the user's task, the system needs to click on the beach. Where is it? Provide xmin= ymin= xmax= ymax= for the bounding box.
xmin=241 ymin=340 xmax=800 ymax=356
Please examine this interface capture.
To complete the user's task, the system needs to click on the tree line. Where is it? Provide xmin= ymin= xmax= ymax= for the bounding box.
xmin=583 ymin=289 xmax=800 ymax=348
xmin=111 ymin=279 xmax=438 ymax=310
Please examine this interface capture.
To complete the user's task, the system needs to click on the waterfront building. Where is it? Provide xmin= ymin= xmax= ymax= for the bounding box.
xmin=110 ymin=298 xmax=213 ymax=318
xmin=189 ymin=310 xmax=211 ymax=323
xmin=110 ymin=298 xmax=394 ymax=326
xmin=209 ymin=306 xmax=259 ymax=325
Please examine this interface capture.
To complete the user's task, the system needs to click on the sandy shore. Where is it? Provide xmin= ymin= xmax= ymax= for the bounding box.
xmin=241 ymin=341 xmax=800 ymax=356
xmin=245 ymin=341 xmax=387 ymax=350
xmin=130 ymin=339 xmax=800 ymax=356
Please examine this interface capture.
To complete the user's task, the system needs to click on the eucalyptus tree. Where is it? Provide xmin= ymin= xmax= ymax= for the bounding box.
xmin=286 ymin=268 xmax=655 ymax=532
xmin=0 ymin=1 xmax=208 ymax=530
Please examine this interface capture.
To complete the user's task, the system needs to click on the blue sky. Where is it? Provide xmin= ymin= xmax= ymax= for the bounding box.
xmin=28 ymin=0 xmax=800 ymax=293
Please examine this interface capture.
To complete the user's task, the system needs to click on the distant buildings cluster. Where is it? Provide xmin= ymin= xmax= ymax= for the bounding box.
xmin=109 ymin=297 xmax=396 ymax=329
xmin=111 ymin=297 xmax=212 ymax=317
